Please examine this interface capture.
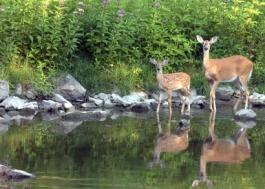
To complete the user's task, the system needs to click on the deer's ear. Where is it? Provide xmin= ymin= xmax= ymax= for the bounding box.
xmin=210 ymin=36 xmax=218 ymax=44
xmin=162 ymin=58 xmax=169 ymax=65
xmin=192 ymin=180 xmax=200 ymax=187
xmin=150 ymin=58 xmax=156 ymax=64
xmin=196 ymin=35 xmax=204 ymax=43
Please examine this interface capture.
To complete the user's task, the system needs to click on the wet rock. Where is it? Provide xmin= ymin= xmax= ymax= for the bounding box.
xmin=55 ymin=120 xmax=83 ymax=134
xmin=61 ymin=110 xmax=107 ymax=121
xmin=131 ymin=104 xmax=149 ymax=113
xmin=180 ymin=113 xmax=192 ymax=120
xmin=235 ymin=120 xmax=256 ymax=128
xmin=0 ymin=164 xmax=36 ymax=180
xmin=234 ymin=109 xmax=257 ymax=121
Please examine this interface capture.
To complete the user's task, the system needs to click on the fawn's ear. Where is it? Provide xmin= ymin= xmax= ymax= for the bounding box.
xmin=162 ymin=58 xmax=169 ymax=65
xmin=192 ymin=180 xmax=200 ymax=187
xmin=196 ymin=35 xmax=204 ymax=43
xmin=150 ymin=58 xmax=156 ymax=64
xmin=210 ymin=36 xmax=218 ymax=44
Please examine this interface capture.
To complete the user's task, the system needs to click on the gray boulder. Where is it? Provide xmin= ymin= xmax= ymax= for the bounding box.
xmin=55 ymin=74 xmax=86 ymax=101
xmin=0 ymin=96 xmax=26 ymax=110
xmin=110 ymin=93 xmax=131 ymax=107
xmin=215 ymin=86 xmax=234 ymax=101
xmin=234 ymin=109 xmax=257 ymax=121
xmin=249 ymin=92 xmax=265 ymax=107
xmin=42 ymin=100 xmax=62 ymax=112
xmin=54 ymin=93 xmax=75 ymax=111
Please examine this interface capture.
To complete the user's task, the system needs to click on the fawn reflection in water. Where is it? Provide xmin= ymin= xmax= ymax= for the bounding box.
xmin=147 ymin=113 xmax=191 ymax=169
xmin=192 ymin=112 xmax=254 ymax=187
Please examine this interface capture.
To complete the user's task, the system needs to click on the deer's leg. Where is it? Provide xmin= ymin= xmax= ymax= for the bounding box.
xmin=183 ymin=88 xmax=192 ymax=113
xmin=234 ymin=79 xmax=244 ymax=110
xmin=239 ymin=77 xmax=250 ymax=109
xmin=167 ymin=90 xmax=172 ymax=114
xmin=209 ymin=81 xmax=219 ymax=112
xmin=156 ymin=90 xmax=163 ymax=113
xmin=180 ymin=88 xmax=192 ymax=114
xmin=178 ymin=91 xmax=185 ymax=114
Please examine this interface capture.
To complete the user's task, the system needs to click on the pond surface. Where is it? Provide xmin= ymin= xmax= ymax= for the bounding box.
xmin=1 ymin=105 xmax=265 ymax=189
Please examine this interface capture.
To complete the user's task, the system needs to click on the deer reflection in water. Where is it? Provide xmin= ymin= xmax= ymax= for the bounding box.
xmin=147 ymin=113 xmax=190 ymax=169
xmin=192 ymin=112 xmax=253 ymax=187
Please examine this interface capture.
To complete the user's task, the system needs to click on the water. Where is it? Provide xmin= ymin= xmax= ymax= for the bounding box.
xmin=1 ymin=106 xmax=265 ymax=189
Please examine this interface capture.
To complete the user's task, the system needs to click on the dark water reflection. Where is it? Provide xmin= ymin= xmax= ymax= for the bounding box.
xmin=1 ymin=106 xmax=265 ymax=188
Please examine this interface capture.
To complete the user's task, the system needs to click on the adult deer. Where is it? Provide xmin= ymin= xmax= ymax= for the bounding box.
xmin=150 ymin=58 xmax=191 ymax=114
xmin=196 ymin=35 xmax=253 ymax=112
xmin=147 ymin=113 xmax=190 ymax=169
xmin=192 ymin=112 xmax=251 ymax=187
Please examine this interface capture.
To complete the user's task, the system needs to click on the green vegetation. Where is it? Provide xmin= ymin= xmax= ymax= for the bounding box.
xmin=0 ymin=0 xmax=265 ymax=95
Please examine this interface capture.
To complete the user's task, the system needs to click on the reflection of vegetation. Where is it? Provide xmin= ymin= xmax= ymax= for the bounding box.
xmin=0 ymin=112 xmax=264 ymax=188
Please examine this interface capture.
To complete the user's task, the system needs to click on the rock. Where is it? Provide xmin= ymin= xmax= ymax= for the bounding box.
xmin=63 ymin=102 xmax=75 ymax=111
xmin=55 ymin=74 xmax=86 ymax=101
xmin=122 ymin=93 xmax=144 ymax=103
xmin=0 ymin=164 xmax=36 ymax=180
xmin=54 ymin=94 xmax=75 ymax=111
xmin=215 ymin=86 xmax=234 ymax=101
xmin=110 ymin=93 xmax=131 ymax=107
xmin=18 ymin=101 xmax=39 ymax=115
xmin=249 ymin=92 xmax=265 ymax=107
xmin=235 ymin=120 xmax=256 ymax=128
xmin=0 ymin=79 xmax=9 ymax=101
xmin=131 ymin=104 xmax=149 ymax=113
xmin=42 ymin=100 xmax=62 ymax=112
xmin=94 ymin=93 xmax=110 ymax=102
xmin=55 ymin=120 xmax=83 ymax=134
xmin=81 ymin=102 xmax=98 ymax=109
xmin=54 ymin=93 xmax=68 ymax=103
xmin=0 ymin=107 xmax=6 ymax=116
xmin=0 ymin=96 xmax=26 ymax=110
xmin=24 ymin=90 xmax=36 ymax=99
xmin=234 ymin=109 xmax=257 ymax=121
xmin=89 ymin=97 xmax=104 ymax=106
xmin=180 ymin=113 xmax=192 ymax=120
xmin=61 ymin=110 xmax=107 ymax=121
xmin=104 ymin=99 xmax=116 ymax=108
